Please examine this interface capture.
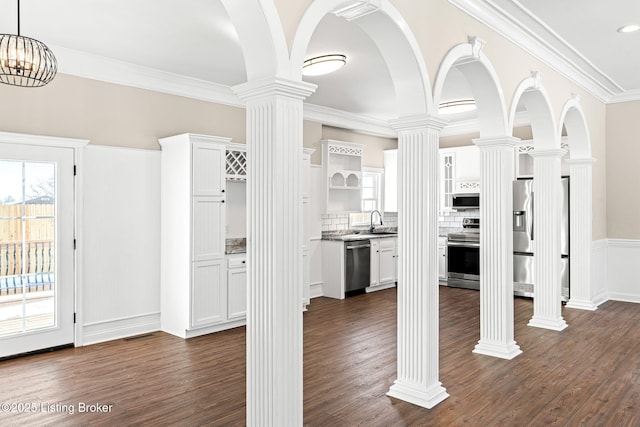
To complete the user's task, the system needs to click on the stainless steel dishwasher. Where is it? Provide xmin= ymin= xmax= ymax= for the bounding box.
xmin=344 ymin=239 xmax=371 ymax=293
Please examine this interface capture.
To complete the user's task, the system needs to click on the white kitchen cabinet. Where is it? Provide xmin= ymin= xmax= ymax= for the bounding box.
xmin=302 ymin=148 xmax=315 ymax=309
xmin=159 ymin=133 xmax=245 ymax=339
xmin=322 ymin=139 xmax=364 ymax=213
xmin=383 ymin=149 xmax=397 ymax=213
xmin=369 ymin=237 xmax=397 ymax=292
xmin=226 ymin=255 xmax=247 ymax=320
xmin=438 ymin=236 xmax=447 ymax=281
xmin=440 ymin=145 xmax=480 ymax=211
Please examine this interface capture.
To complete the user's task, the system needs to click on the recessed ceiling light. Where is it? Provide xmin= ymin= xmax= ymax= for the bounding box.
xmin=438 ymin=99 xmax=476 ymax=115
xmin=617 ymin=24 xmax=640 ymax=33
xmin=302 ymin=54 xmax=346 ymax=77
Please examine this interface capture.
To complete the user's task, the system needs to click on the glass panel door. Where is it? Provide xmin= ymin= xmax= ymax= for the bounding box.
xmin=0 ymin=161 xmax=56 ymax=335
xmin=0 ymin=143 xmax=74 ymax=358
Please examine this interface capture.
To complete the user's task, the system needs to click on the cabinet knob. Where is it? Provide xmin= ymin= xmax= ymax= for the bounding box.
xmin=221 ymin=189 xmax=225 ymax=193
xmin=242 ymin=260 xmax=246 ymax=264
xmin=222 ymin=200 xmax=225 ymax=203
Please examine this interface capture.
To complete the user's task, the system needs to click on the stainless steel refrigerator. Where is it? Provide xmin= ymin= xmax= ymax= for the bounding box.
xmin=513 ymin=177 xmax=569 ymax=300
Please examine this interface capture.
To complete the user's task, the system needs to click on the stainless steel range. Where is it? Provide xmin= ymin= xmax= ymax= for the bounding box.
xmin=447 ymin=217 xmax=480 ymax=290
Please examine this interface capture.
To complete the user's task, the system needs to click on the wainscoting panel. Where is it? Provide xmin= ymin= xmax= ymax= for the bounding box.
xmin=81 ymin=145 xmax=161 ymax=344
xmin=607 ymin=239 xmax=640 ymax=303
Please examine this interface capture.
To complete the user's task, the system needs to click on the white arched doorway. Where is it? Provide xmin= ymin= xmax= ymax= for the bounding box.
xmin=221 ymin=1 xmax=317 ymax=425
xmin=292 ymin=0 xmax=449 ymax=410
xmin=559 ymin=97 xmax=598 ymax=311
xmin=509 ymin=74 xmax=568 ymax=331
xmin=433 ymin=37 xmax=522 ymax=360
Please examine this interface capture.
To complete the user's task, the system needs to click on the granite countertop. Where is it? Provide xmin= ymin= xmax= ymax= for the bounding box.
xmin=322 ymin=228 xmax=398 ymax=241
xmin=225 ymin=238 xmax=246 ymax=254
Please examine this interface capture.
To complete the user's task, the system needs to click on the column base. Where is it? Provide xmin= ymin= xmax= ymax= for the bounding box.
xmin=528 ymin=316 xmax=568 ymax=331
xmin=473 ymin=340 xmax=522 ymax=360
xmin=387 ymin=380 xmax=449 ymax=409
xmin=565 ymin=299 xmax=598 ymax=311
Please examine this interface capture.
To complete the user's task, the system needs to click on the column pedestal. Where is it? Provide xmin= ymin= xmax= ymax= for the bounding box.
xmin=472 ymin=137 xmax=522 ymax=360
xmin=528 ymin=148 xmax=568 ymax=331
xmin=234 ymin=77 xmax=316 ymax=426
xmin=386 ymin=115 xmax=448 ymax=409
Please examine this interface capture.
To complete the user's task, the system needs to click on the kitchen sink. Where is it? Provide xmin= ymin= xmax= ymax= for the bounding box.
xmin=368 ymin=231 xmax=398 ymax=236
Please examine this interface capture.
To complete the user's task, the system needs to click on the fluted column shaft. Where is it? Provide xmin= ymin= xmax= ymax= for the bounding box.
xmin=565 ymin=158 xmax=597 ymax=310
xmin=528 ymin=148 xmax=568 ymax=330
xmin=472 ymin=137 xmax=522 ymax=359
xmin=387 ymin=116 xmax=448 ymax=409
xmin=234 ymin=78 xmax=316 ymax=427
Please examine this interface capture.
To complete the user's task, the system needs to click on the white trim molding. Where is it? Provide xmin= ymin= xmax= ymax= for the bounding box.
xmin=81 ymin=313 xmax=161 ymax=346
xmin=448 ymin=0 xmax=638 ymax=103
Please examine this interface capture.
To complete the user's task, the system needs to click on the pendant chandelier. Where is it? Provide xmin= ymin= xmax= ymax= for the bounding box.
xmin=0 ymin=0 xmax=57 ymax=87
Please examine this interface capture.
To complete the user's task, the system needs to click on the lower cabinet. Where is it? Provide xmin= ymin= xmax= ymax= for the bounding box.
xmin=226 ymin=255 xmax=247 ymax=320
xmin=369 ymin=237 xmax=397 ymax=292
xmin=192 ymin=260 xmax=226 ymax=327
xmin=438 ymin=236 xmax=447 ymax=281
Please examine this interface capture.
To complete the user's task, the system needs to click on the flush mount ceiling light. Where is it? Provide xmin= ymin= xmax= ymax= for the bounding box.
xmin=0 ymin=0 xmax=57 ymax=87
xmin=617 ymin=24 xmax=640 ymax=33
xmin=302 ymin=54 xmax=346 ymax=77
xmin=438 ymin=99 xmax=476 ymax=115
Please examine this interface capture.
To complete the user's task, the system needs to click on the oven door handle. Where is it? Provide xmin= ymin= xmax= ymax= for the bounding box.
xmin=447 ymin=241 xmax=480 ymax=248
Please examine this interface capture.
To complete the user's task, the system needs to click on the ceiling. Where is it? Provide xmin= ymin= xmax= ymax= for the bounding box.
xmin=1 ymin=0 xmax=638 ymax=133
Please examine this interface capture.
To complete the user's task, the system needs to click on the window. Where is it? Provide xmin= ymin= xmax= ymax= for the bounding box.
xmin=350 ymin=168 xmax=383 ymax=227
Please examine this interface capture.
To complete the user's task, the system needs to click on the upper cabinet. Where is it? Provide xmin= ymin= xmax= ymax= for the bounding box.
xmin=383 ymin=149 xmax=397 ymax=213
xmin=439 ymin=145 xmax=480 ymax=211
xmin=322 ymin=139 xmax=364 ymax=213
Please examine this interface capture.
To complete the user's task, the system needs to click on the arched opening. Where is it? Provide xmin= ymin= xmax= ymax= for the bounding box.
xmin=559 ymin=99 xmax=599 ymax=310
xmin=292 ymin=0 xmax=449 ymax=411
xmin=434 ymin=38 xmax=522 ymax=360
xmin=509 ymin=76 xmax=568 ymax=331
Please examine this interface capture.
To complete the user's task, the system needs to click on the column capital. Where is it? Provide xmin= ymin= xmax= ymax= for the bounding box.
xmin=390 ymin=114 xmax=449 ymax=132
xmin=472 ymin=136 xmax=520 ymax=148
xmin=528 ymin=147 xmax=567 ymax=159
xmin=565 ymin=157 xmax=597 ymax=166
xmin=233 ymin=76 xmax=317 ymax=102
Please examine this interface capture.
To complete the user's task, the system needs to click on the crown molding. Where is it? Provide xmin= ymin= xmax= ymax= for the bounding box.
xmin=608 ymin=89 xmax=640 ymax=104
xmin=53 ymin=45 xmax=245 ymax=108
xmin=303 ymin=103 xmax=397 ymax=138
xmin=447 ymin=0 xmax=637 ymax=104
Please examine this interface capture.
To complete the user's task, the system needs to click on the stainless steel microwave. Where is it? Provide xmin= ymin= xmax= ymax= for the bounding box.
xmin=452 ymin=193 xmax=479 ymax=210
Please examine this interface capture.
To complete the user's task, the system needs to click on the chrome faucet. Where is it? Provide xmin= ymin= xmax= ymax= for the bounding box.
xmin=370 ymin=210 xmax=383 ymax=233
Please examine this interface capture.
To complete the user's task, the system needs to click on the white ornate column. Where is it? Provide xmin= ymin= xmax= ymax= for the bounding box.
xmin=472 ymin=137 xmax=522 ymax=359
xmin=565 ymin=158 xmax=597 ymax=310
xmin=234 ymin=77 xmax=316 ymax=426
xmin=528 ymin=148 xmax=568 ymax=330
xmin=387 ymin=115 xmax=449 ymax=409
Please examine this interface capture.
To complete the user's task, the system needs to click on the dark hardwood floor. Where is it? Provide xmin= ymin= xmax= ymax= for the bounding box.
xmin=1 ymin=286 xmax=639 ymax=426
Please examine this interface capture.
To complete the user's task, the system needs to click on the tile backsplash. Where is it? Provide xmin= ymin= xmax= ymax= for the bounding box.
xmin=439 ymin=209 xmax=479 ymax=229
xmin=320 ymin=210 xmax=477 ymax=232
xmin=321 ymin=212 xmax=398 ymax=232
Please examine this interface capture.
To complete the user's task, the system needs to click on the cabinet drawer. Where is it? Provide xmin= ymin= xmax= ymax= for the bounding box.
xmin=228 ymin=257 xmax=247 ymax=269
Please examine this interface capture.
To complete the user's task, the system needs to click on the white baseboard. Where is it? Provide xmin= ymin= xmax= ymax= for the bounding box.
xmin=81 ymin=312 xmax=160 ymax=346
xmin=310 ymin=282 xmax=324 ymax=299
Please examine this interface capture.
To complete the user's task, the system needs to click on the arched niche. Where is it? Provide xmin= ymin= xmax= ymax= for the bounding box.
xmin=220 ymin=0 xmax=289 ymax=79
xmin=559 ymin=97 xmax=591 ymax=159
xmin=433 ymin=37 xmax=509 ymax=137
xmin=290 ymin=0 xmax=433 ymax=116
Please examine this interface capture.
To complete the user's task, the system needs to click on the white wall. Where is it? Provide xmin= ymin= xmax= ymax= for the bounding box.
xmin=81 ymin=145 xmax=161 ymax=344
